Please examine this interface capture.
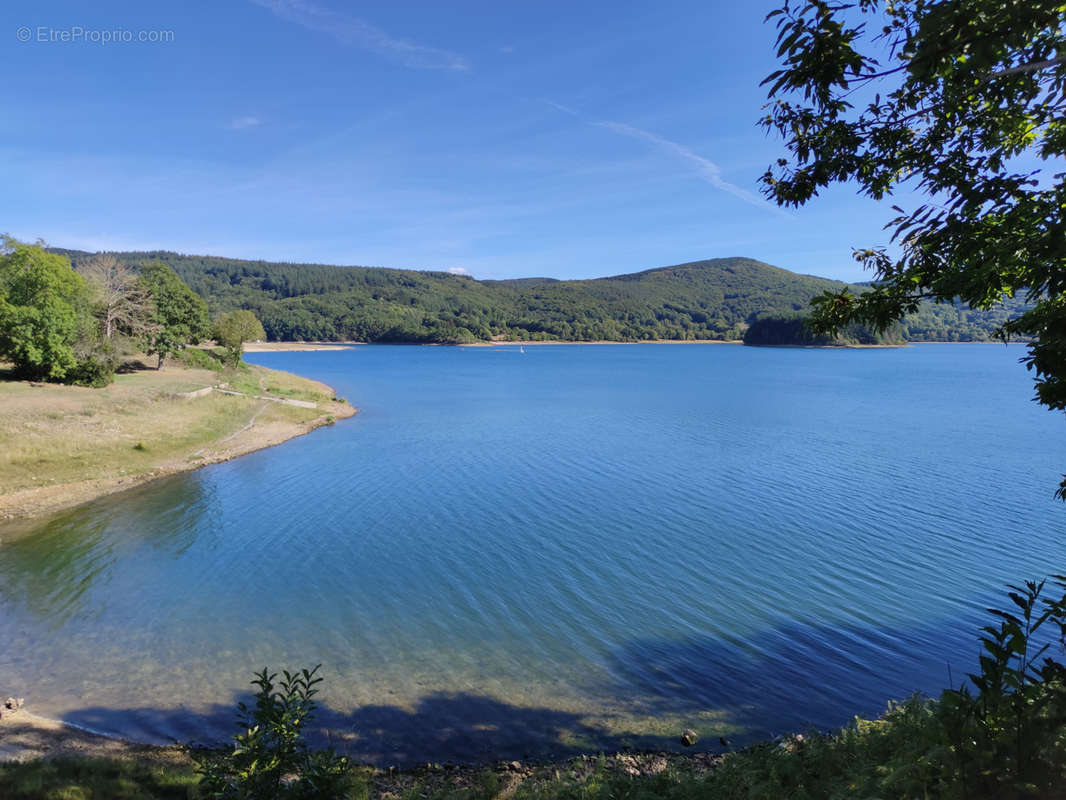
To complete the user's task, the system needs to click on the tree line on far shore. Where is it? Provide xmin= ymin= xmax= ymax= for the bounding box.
xmin=7 ymin=239 xmax=1029 ymax=372
xmin=0 ymin=237 xmax=265 ymax=386
xmin=742 ymin=312 xmax=906 ymax=347
xmin=57 ymin=250 xmax=1030 ymax=345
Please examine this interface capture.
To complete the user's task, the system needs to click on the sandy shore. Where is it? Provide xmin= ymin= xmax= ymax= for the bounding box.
xmin=461 ymin=339 xmax=743 ymax=347
xmin=0 ymin=368 xmax=356 ymax=522
xmin=0 ymin=404 xmax=354 ymax=522
xmin=242 ymin=342 xmax=359 ymax=352
xmin=0 ymin=706 xmax=191 ymax=765
xmin=0 ymin=705 xmax=724 ymax=787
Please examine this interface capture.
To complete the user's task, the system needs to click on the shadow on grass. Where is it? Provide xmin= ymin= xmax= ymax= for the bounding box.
xmin=116 ymin=358 xmax=155 ymax=374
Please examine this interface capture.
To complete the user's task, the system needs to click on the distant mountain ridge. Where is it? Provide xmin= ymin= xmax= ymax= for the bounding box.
xmin=54 ymin=249 xmax=1025 ymax=344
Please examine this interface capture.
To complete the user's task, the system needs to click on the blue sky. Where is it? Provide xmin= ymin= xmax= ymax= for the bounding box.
xmin=2 ymin=0 xmax=906 ymax=281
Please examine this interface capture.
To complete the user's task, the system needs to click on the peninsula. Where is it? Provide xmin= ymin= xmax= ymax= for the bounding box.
xmin=0 ymin=354 xmax=355 ymax=521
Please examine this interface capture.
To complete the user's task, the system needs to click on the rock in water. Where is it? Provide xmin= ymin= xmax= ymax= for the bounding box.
xmin=680 ymin=729 xmax=699 ymax=747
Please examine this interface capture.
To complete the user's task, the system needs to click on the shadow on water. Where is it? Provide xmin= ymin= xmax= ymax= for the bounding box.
xmin=62 ymin=693 xmax=694 ymax=767
xmin=590 ymin=617 xmax=990 ymax=743
xmin=56 ymin=616 xmax=999 ymax=766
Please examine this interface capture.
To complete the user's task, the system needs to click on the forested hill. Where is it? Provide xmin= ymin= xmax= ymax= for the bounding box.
xmin=55 ymin=249 xmax=1025 ymax=344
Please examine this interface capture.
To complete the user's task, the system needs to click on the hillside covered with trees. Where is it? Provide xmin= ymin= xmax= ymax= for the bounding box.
xmin=56 ymin=250 xmax=1028 ymax=344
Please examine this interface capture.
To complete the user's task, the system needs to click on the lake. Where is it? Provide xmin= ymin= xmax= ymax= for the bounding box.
xmin=1 ymin=343 xmax=1063 ymax=765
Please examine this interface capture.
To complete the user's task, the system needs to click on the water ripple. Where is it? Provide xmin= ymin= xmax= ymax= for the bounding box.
xmin=0 ymin=343 xmax=1063 ymax=761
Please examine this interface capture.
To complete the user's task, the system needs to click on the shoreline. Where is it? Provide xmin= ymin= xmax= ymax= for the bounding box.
xmin=247 ymin=339 xmax=1019 ymax=349
xmin=241 ymin=341 xmax=359 ymax=352
xmin=0 ymin=367 xmax=356 ymax=523
xmin=0 ymin=705 xmax=723 ymax=779
xmin=461 ymin=339 xmax=742 ymax=346
xmin=742 ymin=342 xmax=907 ymax=349
xmin=0 ymin=405 xmax=353 ymax=523
xmin=0 ymin=706 xmax=189 ymax=764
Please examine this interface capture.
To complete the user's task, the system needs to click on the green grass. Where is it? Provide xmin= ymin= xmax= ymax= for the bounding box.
xmin=0 ymin=359 xmax=343 ymax=498
xmin=0 ymin=758 xmax=199 ymax=800
xmin=222 ymin=363 xmax=335 ymax=405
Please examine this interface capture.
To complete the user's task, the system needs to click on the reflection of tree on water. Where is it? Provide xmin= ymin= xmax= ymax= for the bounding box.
xmin=0 ymin=474 xmax=211 ymax=626
xmin=119 ymin=473 xmax=217 ymax=558
xmin=0 ymin=514 xmax=112 ymax=626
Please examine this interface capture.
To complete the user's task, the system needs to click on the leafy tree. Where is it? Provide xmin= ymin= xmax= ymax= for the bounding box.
xmin=214 ymin=309 xmax=266 ymax=366
xmin=760 ymin=0 xmax=1066 ymax=489
xmin=139 ymin=261 xmax=210 ymax=369
xmin=0 ymin=237 xmax=91 ymax=381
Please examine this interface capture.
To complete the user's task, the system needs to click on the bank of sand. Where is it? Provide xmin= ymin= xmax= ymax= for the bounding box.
xmin=0 ymin=360 xmax=355 ymax=522
xmin=241 ymin=341 xmax=358 ymax=352
xmin=0 ymin=707 xmax=191 ymax=765
xmin=0 ymin=705 xmax=723 ymax=790
xmin=461 ymin=339 xmax=744 ymax=346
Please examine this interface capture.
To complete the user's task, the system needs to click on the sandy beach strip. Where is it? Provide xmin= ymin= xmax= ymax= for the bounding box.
xmin=241 ymin=342 xmax=359 ymax=352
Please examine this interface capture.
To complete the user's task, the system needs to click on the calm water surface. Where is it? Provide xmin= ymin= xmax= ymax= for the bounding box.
xmin=1 ymin=344 xmax=1064 ymax=763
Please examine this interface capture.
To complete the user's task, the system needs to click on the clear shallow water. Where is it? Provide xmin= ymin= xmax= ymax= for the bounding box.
xmin=1 ymin=343 xmax=1064 ymax=764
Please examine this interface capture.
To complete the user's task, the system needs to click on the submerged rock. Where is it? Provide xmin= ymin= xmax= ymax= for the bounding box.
xmin=680 ymin=729 xmax=699 ymax=747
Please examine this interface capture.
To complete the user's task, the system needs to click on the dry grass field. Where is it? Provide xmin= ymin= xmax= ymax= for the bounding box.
xmin=0 ymin=355 xmax=354 ymax=519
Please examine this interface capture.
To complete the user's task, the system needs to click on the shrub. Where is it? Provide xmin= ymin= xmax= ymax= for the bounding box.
xmin=67 ymin=354 xmax=116 ymax=387
xmin=178 ymin=347 xmax=225 ymax=372
xmin=700 ymin=579 xmax=1066 ymax=800
xmin=193 ymin=665 xmax=352 ymax=800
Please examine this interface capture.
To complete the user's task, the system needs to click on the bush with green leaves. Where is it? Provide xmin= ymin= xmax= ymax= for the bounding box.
xmin=696 ymin=580 xmax=1066 ymax=800
xmin=943 ymin=578 xmax=1066 ymax=796
xmin=177 ymin=346 xmax=226 ymax=372
xmin=194 ymin=665 xmax=352 ymax=800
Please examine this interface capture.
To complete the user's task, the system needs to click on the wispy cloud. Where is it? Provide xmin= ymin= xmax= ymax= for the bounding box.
xmin=250 ymin=0 xmax=469 ymax=71
xmin=227 ymin=115 xmax=263 ymax=130
xmin=544 ymin=101 xmax=786 ymax=217
xmin=593 ymin=120 xmax=788 ymax=217
xmin=447 ymin=266 xmax=472 ymax=276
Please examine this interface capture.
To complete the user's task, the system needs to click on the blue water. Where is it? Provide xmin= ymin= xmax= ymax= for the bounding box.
xmin=1 ymin=343 xmax=1064 ymax=764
